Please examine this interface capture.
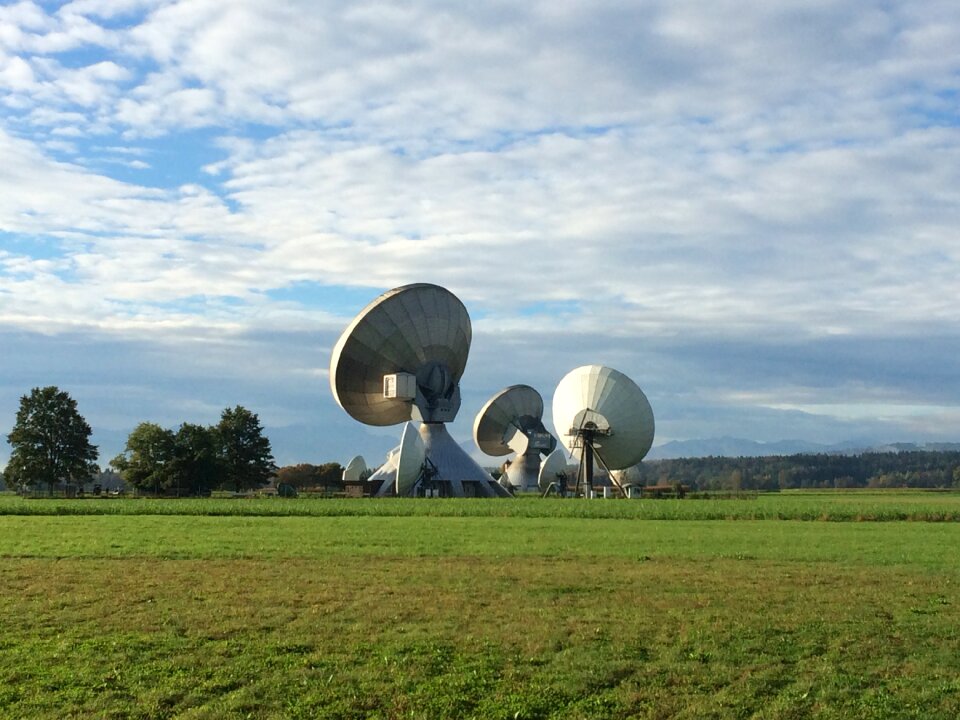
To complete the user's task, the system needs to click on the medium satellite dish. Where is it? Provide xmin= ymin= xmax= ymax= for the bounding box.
xmin=329 ymin=283 xmax=510 ymax=498
xmin=538 ymin=448 xmax=569 ymax=495
xmin=473 ymin=385 xmax=557 ymax=492
xmin=342 ymin=455 xmax=367 ymax=483
xmin=330 ymin=283 xmax=470 ymax=426
xmin=552 ymin=365 xmax=654 ymax=497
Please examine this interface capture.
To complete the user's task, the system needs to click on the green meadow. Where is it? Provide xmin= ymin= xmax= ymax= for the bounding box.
xmin=2 ymin=493 xmax=959 ymax=718
xmin=3 ymin=490 xmax=960 ymax=520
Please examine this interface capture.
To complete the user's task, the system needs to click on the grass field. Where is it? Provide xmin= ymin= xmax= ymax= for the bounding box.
xmin=3 ymin=490 xmax=960 ymax=520
xmin=2 ymin=493 xmax=959 ymax=718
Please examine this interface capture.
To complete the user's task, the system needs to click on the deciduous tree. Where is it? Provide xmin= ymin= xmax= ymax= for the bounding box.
xmin=217 ymin=406 xmax=275 ymax=493
xmin=111 ymin=422 xmax=175 ymax=494
xmin=316 ymin=462 xmax=345 ymax=489
xmin=170 ymin=423 xmax=222 ymax=496
xmin=5 ymin=386 xmax=98 ymax=494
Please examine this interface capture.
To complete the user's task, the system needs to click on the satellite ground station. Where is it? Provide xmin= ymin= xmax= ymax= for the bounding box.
xmin=552 ymin=365 xmax=655 ymax=498
xmin=330 ymin=283 xmax=511 ymax=497
xmin=473 ymin=385 xmax=558 ymax=492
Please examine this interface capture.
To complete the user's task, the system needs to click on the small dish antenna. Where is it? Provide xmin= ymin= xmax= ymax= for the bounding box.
xmin=552 ymin=365 xmax=654 ymax=498
xmin=538 ymin=448 xmax=569 ymax=496
xmin=330 ymin=283 xmax=510 ymax=498
xmin=367 ymin=445 xmax=400 ymax=494
xmin=609 ymin=464 xmax=644 ymax=498
xmin=342 ymin=455 xmax=367 ymax=483
xmin=473 ymin=385 xmax=557 ymax=492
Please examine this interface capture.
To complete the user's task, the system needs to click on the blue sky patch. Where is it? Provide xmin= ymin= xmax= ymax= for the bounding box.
xmin=265 ymin=282 xmax=382 ymax=314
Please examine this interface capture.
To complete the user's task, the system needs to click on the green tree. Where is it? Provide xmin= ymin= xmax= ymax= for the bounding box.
xmin=315 ymin=462 xmax=345 ymax=490
xmin=170 ymin=423 xmax=222 ymax=496
xmin=217 ymin=406 xmax=275 ymax=493
xmin=110 ymin=422 xmax=175 ymax=494
xmin=5 ymin=386 xmax=98 ymax=494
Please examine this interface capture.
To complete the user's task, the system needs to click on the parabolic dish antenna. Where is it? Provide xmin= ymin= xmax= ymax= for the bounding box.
xmin=395 ymin=422 xmax=426 ymax=496
xmin=342 ymin=455 xmax=367 ymax=483
xmin=538 ymin=448 xmax=569 ymax=495
xmin=552 ymin=365 xmax=654 ymax=497
xmin=330 ymin=283 xmax=471 ymax=426
xmin=329 ymin=283 xmax=510 ymax=498
xmin=609 ymin=464 xmax=645 ymax=498
xmin=473 ymin=385 xmax=557 ymax=492
xmin=610 ymin=464 xmax=642 ymax=485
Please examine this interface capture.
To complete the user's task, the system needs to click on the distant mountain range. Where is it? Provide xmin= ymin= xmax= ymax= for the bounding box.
xmin=646 ymin=437 xmax=960 ymax=460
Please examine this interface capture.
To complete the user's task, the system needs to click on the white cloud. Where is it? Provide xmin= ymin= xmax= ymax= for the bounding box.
xmin=0 ymin=2 xmax=50 ymax=43
xmin=49 ymin=60 xmax=130 ymax=106
xmin=0 ymin=54 xmax=35 ymax=90
xmin=0 ymin=0 xmax=118 ymax=54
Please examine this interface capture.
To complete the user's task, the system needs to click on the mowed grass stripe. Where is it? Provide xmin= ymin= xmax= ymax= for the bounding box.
xmin=2 ymin=515 xmax=960 ymax=569
xmin=2 ymin=555 xmax=959 ymax=719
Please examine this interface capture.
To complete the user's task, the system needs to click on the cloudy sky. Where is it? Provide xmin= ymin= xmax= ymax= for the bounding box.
xmin=2 ymin=0 xmax=959 ymax=467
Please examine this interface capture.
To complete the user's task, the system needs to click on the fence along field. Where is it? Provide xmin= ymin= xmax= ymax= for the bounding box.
xmin=1 ymin=492 xmax=959 ymax=718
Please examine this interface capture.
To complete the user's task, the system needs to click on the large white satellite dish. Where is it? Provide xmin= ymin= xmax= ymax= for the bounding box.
xmin=552 ymin=365 xmax=654 ymax=497
xmin=330 ymin=283 xmax=469 ymax=426
xmin=330 ymin=283 xmax=510 ymax=498
xmin=473 ymin=385 xmax=557 ymax=492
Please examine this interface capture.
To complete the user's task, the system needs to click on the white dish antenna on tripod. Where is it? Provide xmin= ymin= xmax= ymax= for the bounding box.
xmin=473 ymin=384 xmax=556 ymax=492
xmin=330 ymin=283 xmax=510 ymax=498
xmin=552 ymin=365 xmax=654 ymax=497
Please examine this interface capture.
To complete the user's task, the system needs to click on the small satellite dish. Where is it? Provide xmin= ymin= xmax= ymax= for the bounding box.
xmin=395 ymin=422 xmax=426 ymax=496
xmin=473 ymin=385 xmax=557 ymax=492
xmin=610 ymin=464 xmax=645 ymax=498
xmin=367 ymin=445 xmax=400 ymax=497
xmin=330 ymin=283 xmax=470 ymax=426
xmin=342 ymin=455 xmax=367 ymax=483
xmin=329 ymin=283 xmax=510 ymax=498
xmin=538 ymin=448 xmax=569 ymax=495
xmin=552 ymin=365 xmax=654 ymax=497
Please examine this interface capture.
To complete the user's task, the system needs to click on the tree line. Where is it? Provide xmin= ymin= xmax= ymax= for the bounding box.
xmin=110 ymin=405 xmax=275 ymax=495
xmin=274 ymin=463 xmax=346 ymax=492
xmin=3 ymin=386 xmax=276 ymax=496
xmin=633 ymin=451 xmax=960 ymax=491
